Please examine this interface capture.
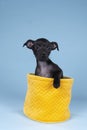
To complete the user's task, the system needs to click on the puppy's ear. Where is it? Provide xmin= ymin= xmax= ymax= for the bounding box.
xmin=23 ymin=40 xmax=34 ymax=49
xmin=51 ymin=42 xmax=59 ymax=51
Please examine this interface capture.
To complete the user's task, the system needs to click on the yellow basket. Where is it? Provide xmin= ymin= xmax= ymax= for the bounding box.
xmin=24 ymin=74 xmax=74 ymax=123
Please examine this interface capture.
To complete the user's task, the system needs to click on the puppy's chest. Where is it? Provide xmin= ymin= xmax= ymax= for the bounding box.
xmin=38 ymin=62 xmax=52 ymax=77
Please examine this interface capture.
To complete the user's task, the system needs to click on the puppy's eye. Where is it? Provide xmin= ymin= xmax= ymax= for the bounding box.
xmin=36 ymin=46 xmax=39 ymax=50
xmin=47 ymin=46 xmax=51 ymax=50
xmin=35 ymin=45 xmax=40 ymax=50
xmin=38 ymin=44 xmax=41 ymax=47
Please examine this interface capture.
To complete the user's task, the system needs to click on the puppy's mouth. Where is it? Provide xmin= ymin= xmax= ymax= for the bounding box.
xmin=37 ymin=56 xmax=48 ymax=61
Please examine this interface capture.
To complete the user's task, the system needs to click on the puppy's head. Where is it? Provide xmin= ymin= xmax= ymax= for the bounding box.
xmin=23 ymin=38 xmax=59 ymax=61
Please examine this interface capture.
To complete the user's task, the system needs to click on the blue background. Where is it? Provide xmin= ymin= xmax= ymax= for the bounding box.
xmin=0 ymin=0 xmax=87 ymax=129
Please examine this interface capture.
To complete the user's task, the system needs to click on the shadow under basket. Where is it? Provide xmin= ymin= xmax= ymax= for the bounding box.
xmin=24 ymin=74 xmax=74 ymax=123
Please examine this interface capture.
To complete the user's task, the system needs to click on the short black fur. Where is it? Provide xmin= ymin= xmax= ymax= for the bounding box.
xmin=23 ymin=38 xmax=63 ymax=88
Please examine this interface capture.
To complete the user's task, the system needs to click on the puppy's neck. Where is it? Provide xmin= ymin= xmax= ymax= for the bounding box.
xmin=38 ymin=61 xmax=47 ymax=68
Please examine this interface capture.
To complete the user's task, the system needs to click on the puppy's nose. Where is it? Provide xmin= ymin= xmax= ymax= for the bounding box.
xmin=42 ymin=53 xmax=45 ymax=56
xmin=42 ymin=53 xmax=46 ymax=57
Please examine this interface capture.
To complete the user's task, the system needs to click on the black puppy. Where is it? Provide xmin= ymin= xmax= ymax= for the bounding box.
xmin=23 ymin=38 xmax=63 ymax=88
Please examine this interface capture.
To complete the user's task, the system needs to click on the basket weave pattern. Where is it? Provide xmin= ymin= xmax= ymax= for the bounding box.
xmin=24 ymin=74 xmax=73 ymax=122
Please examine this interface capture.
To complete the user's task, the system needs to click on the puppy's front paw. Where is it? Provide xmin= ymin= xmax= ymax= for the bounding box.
xmin=53 ymin=81 xmax=60 ymax=89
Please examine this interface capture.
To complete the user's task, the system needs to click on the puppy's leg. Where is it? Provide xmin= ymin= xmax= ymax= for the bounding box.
xmin=53 ymin=70 xmax=63 ymax=88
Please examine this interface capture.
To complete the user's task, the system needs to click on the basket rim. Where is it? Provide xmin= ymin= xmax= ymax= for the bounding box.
xmin=27 ymin=73 xmax=74 ymax=83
